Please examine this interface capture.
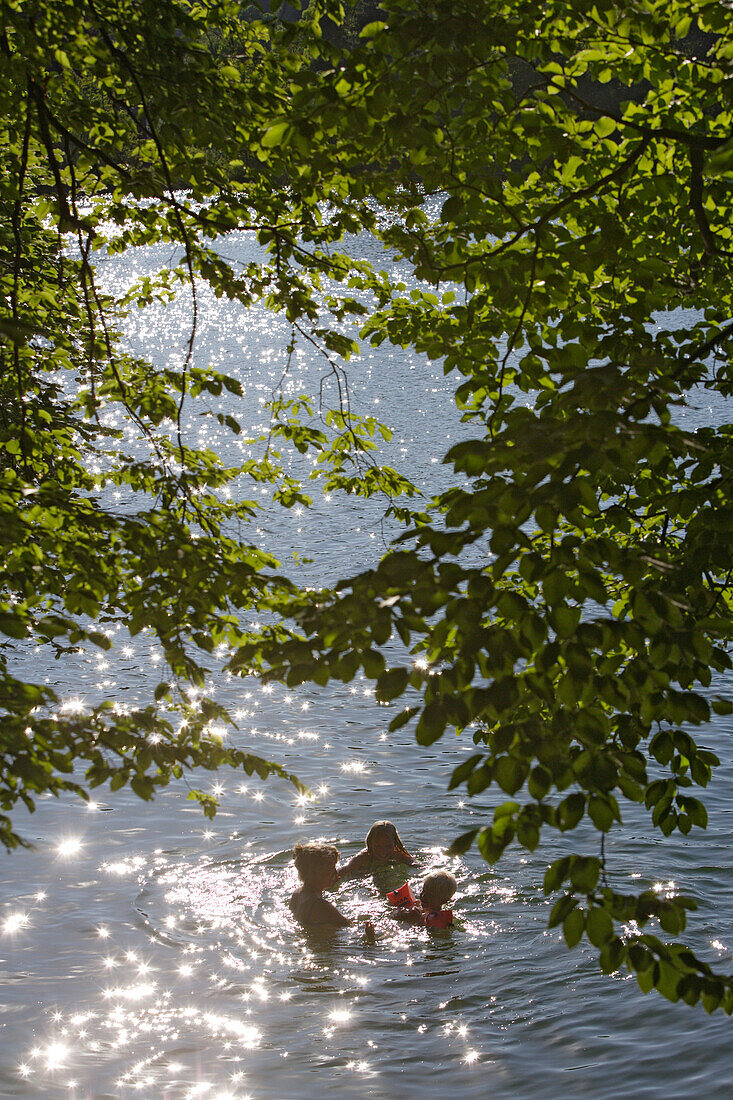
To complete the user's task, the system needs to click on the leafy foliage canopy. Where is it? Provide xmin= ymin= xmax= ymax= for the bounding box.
xmin=2 ymin=0 xmax=733 ymax=1011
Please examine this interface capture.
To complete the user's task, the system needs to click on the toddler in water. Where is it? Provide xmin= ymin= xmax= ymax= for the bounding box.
xmin=339 ymin=820 xmax=414 ymax=877
xmin=387 ymin=870 xmax=457 ymax=930
xmin=288 ymin=842 xmax=349 ymax=927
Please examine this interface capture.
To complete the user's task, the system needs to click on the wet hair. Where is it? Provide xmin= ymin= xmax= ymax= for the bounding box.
xmin=420 ymin=871 xmax=457 ymax=909
xmin=365 ymin=820 xmax=408 ymax=857
xmin=292 ymin=842 xmax=339 ymax=885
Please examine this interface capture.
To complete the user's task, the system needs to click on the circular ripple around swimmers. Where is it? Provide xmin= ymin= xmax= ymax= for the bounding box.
xmin=135 ymin=848 xmax=297 ymax=950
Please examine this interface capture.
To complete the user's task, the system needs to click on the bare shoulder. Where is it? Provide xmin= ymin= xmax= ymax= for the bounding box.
xmin=288 ymin=889 xmax=301 ymax=915
xmin=339 ymin=849 xmax=370 ymax=876
xmin=314 ymin=897 xmax=350 ymax=927
xmin=316 ymin=897 xmax=347 ymax=924
xmin=290 ymin=888 xmax=349 ymax=927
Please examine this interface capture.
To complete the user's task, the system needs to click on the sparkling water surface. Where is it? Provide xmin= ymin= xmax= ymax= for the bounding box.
xmin=1 ymin=219 xmax=733 ymax=1099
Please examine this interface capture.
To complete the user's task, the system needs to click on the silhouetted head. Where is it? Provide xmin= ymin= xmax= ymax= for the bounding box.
xmin=366 ymin=820 xmax=407 ymax=862
xmin=293 ymin=842 xmax=340 ymax=889
xmin=420 ymin=870 xmax=457 ymax=910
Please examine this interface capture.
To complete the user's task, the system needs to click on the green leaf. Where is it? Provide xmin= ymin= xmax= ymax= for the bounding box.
xmin=586 ymin=907 xmax=613 ymax=947
xmin=599 ymin=937 xmax=627 ymax=974
xmin=262 ymin=121 xmax=290 ymax=147
xmin=558 ymin=793 xmax=585 ymax=831
xmin=494 ymin=757 xmax=525 ymax=795
xmin=447 ymin=828 xmax=479 ymax=856
xmin=544 ymin=857 xmax=571 ymax=895
xmin=588 ymin=796 xmax=614 ymax=832
xmin=130 ymin=774 xmax=155 ymax=800
xmin=564 ymin=906 xmax=585 ymax=947
xmin=477 ymin=826 xmax=510 ymax=865
xmin=0 ymin=613 xmax=28 ymax=639
xmin=549 ymin=893 xmax=578 ymax=929
xmin=376 ymin=667 xmax=409 ymax=702
xmin=569 ymin=856 xmax=600 ymax=892
xmin=359 ymin=20 xmax=388 ymax=38
xmin=389 ymin=706 xmax=420 ymax=732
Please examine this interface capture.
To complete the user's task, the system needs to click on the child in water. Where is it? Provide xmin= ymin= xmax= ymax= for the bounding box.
xmin=289 ymin=842 xmax=349 ymax=927
xmin=388 ymin=870 xmax=457 ymax=929
xmin=339 ymin=820 xmax=414 ymax=877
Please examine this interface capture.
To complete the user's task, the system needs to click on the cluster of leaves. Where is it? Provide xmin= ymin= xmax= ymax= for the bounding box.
xmin=229 ymin=0 xmax=733 ymax=1009
xmin=3 ymin=0 xmax=733 ymax=1012
xmin=0 ymin=0 xmax=423 ymax=848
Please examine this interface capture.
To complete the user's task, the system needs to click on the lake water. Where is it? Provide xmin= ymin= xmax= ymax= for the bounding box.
xmin=1 ymin=218 xmax=732 ymax=1099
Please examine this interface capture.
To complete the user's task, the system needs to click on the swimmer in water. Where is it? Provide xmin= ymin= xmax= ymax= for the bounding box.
xmin=388 ymin=870 xmax=457 ymax=930
xmin=289 ymin=842 xmax=348 ymax=927
xmin=339 ymin=820 xmax=414 ymax=877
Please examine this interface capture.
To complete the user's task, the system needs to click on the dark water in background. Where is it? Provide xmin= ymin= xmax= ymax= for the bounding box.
xmin=1 ymin=214 xmax=733 ymax=1099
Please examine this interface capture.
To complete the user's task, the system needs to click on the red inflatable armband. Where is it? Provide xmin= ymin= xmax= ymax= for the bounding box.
xmin=425 ymin=909 xmax=453 ymax=930
xmin=387 ymin=882 xmax=417 ymax=908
